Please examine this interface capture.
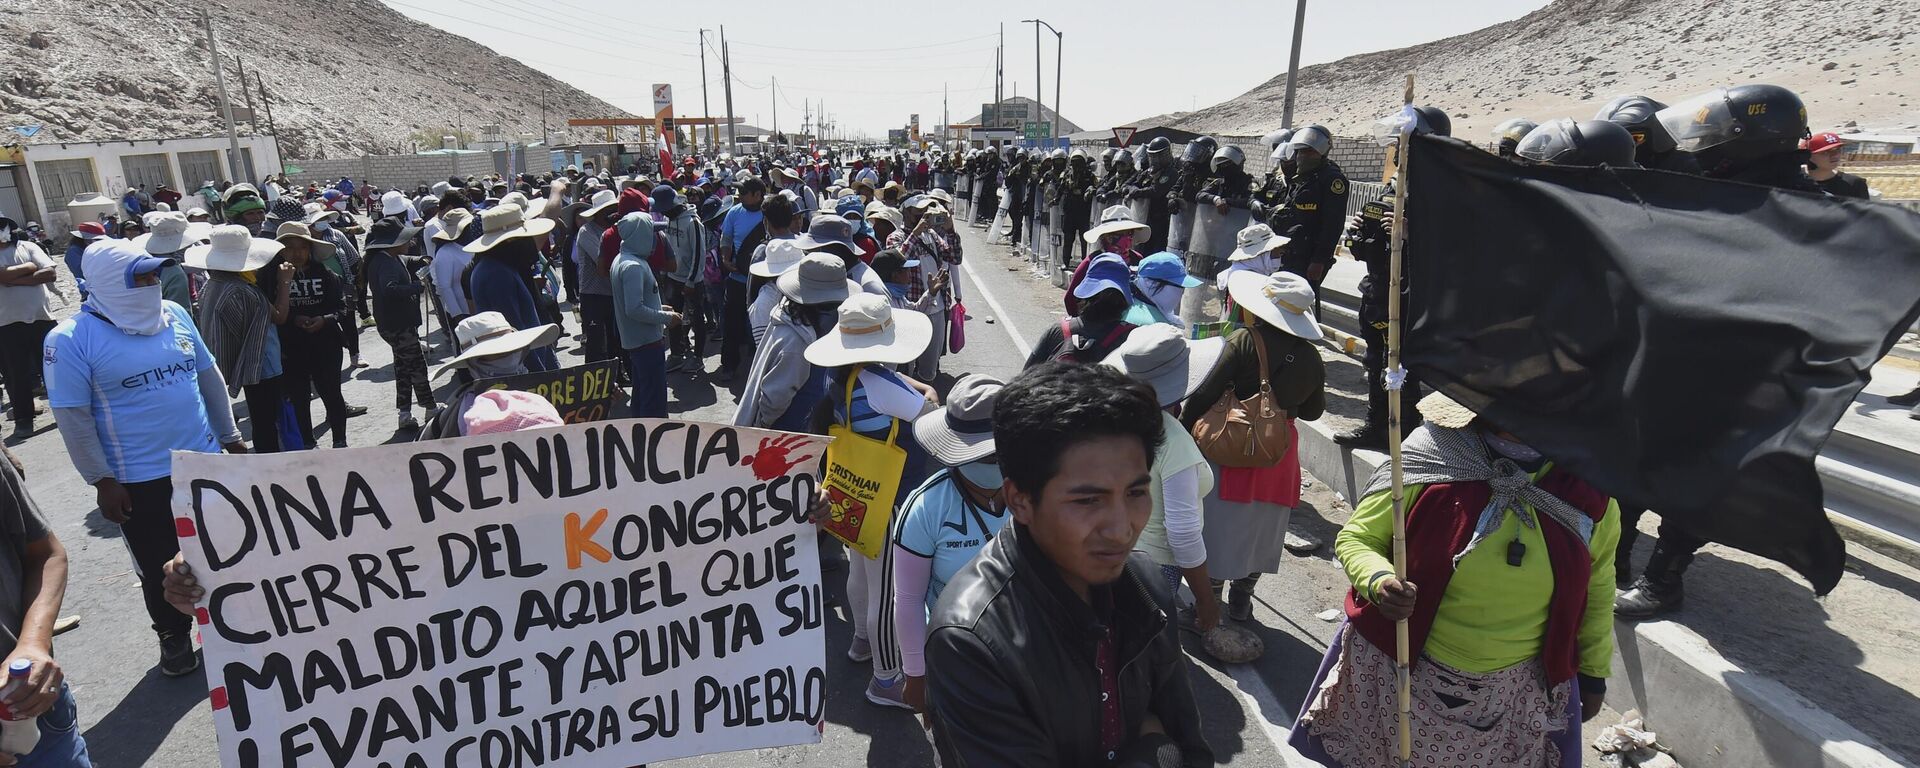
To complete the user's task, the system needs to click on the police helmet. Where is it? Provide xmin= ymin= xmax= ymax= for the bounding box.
xmin=1595 ymin=95 xmax=1677 ymax=157
xmin=1262 ymin=128 xmax=1296 ymax=150
xmin=1070 ymin=148 xmax=1090 ymax=163
xmin=1132 ymin=145 xmax=1150 ymax=168
xmin=1492 ymin=118 xmax=1539 ymax=156
xmin=1210 ymin=145 xmax=1246 ymax=172
xmin=1287 ymin=125 xmax=1333 ymax=156
xmin=1515 ymin=119 xmax=1639 ymax=168
xmin=1656 ymin=84 xmax=1807 ymax=172
xmin=1412 ymin=106 xmax=1452 ymax=137
xmin=1144 ymin=137 xmax=1172 ymax=155
xmin=1181 ymin=136 xmax=1219 ymax=164
xmin=1269 ymin=144 xmax=1289 ymax=165
xmin=1049 ymin=148 xmax=1068 ymax=161
xmin=1113 ymin=149 xmax=1136 ymax=170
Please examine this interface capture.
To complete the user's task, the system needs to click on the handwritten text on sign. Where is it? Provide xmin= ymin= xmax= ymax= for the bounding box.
xmin=474 ymin=360 xmax=620 ymax=424
xmin=171 ymin=419 xmax=829 ymax=768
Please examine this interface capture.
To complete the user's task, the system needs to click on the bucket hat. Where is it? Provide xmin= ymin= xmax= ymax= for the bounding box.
xmin=183 ymin=225 xmax=281 ymax=272
xmin=431 ymin=312 xmax=562 ymax=380
xmin=463 ymin=204 xmax=555 ymax=253
xmin=1084 ymin=205 xmax=1152 ymax=245
xmin=1225 ymin=269 xmax=1323 ymax=341
xmin=774 ymin=253 xmax=860 ymax=305
xmin=912 ymin=375 xmax=1005 ymax=466
xmin=805 ymin=293 xmax=933 ymax=368
xmin=1102 ymin=324 xmax=1227 ymax=407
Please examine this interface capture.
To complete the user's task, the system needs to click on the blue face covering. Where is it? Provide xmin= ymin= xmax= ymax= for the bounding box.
xmin=955 ymin=460 xmax=1003 ymax=490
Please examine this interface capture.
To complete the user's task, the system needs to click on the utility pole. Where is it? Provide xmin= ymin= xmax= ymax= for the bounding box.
xmin=255 ymin=72 xmax=282 ymax=173
xmin=540 ymin=91 xmax=548 ymax=145
xmin=942 ymin=83 xmax=948 ymax=148
xmin=201 ymin=11 xmax=246 ymax=182
xmin=1282 ymin=0 xmax=1308 ymax=128
xmin=699 ymin=29 xmax=714 ymax=153
xmin=1032 ymin=21 xmax=1041 ymax=137
xmin=1023 ymin=19 xmax=1063 ymax=143
xmin=771 ymin=76 xmax=778 ymax=138
xmin=720 ymin=25 xmax=737 ymax=150
xmin=234 ymin=57 xmax=259 ymax=135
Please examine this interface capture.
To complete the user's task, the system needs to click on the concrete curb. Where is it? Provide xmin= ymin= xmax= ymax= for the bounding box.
xmin=1292 ymin=415 xmax=1916 ymax=768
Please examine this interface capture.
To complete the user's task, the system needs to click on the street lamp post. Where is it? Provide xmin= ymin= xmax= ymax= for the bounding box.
xmin=1282 ymin=0 xmax=1308 ymax=128
xmin=1023 ymin=19 xmax=1063 ymax=143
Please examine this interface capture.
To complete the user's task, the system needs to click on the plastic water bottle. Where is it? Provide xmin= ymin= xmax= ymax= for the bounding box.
xmin=0 ymin=659 xmax=40 ymax=756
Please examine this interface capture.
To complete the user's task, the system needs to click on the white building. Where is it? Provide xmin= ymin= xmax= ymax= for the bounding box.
xmin=0 ymin=134 xmax=281 ymax=231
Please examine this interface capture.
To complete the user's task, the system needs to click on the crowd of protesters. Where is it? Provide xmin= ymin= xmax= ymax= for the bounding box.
xmin=0 ymin=74 xmax=1890 ymax=767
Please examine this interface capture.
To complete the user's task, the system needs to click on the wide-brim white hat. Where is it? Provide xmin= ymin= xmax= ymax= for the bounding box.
xmin=580 ymin=189 xmax=620 ymax=218
xmin=1226 ymin=269 xmax=1323 ymax=341
xmin=750 ymin=239 xmax=808 ymax=279
xmin=1417 ymin=391 xmax=1478 ymax=429
xmin=431 ymin=317 xmax=563 ymax=380
xmin=133 ymin=219 xmax=213 ymax=256
xmin=184 ymin=225 xmax=282 ymax=272
xmin=1230 ymin=224 xmax=1291 ymax=261
xmin=1102 ymin=324 xmax=1229 ymax=407
xmin=464 ymin=205 xmax=556 ymax=253
xmin=1084 ymin=205 xmax=1151 ymax=244
xmin=805 ymin=293 xmax=934 ymax=367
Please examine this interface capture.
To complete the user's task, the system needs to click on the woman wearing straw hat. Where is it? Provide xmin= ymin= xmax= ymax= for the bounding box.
xmin=418 ymin=312 xmax=564 ymax=440
xmin=131 ymin=212 xmax=209 ymax=309
xmin=881 ymin=374 xmax=1007 ymax=716
xmin=463 ymin=204 xmax=560 ymax=372
xmin=188 ymin=226 xmax=290 ymax=451
xmin=1065 ymin=205 xmax=1150 ymax=316
xmin=733 ymin=254 xmax=859 ymax=430
xmin=797 ymin=293 xmax=938 ymax=711
xmin=1288 ymin=391 xmax=1618 ymax=767
xmin=1101 ymin=325 xmax=1239 ymax=644
xmin=273 ymin=220 xmax=359 ymax=448
xmin=1181 ymin=271 xmax=1327 ymax=623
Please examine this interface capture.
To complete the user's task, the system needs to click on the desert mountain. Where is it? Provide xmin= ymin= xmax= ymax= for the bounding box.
xmin=0 ymin=0 xmax=630 ymax=158
xmin=1173 ymin=0 xmax=1917 ymax=141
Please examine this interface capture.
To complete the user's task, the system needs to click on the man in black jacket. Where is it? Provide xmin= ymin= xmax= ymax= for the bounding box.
xmin=927 ymin=362 xmax=1213 ymax=768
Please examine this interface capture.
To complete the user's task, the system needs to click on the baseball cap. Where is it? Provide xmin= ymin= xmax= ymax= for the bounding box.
xmin=1137 ymin=252 xmax=1203 ymax=288
xmin=1072 ymin=253 xmax=1132 ymax=300
xmin=1805 ymin=132 xmax=1846 ymax=154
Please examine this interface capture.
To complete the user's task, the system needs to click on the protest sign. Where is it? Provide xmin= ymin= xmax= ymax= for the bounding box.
xmin=171 ymin=419 xmax=830 ymax=768
xmin=474 ymin=359 xmax=619 ymax=424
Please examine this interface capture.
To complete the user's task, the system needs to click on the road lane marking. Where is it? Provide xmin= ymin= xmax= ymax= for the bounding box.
xmin=958 ymin=257 xmax=1033 ymax=357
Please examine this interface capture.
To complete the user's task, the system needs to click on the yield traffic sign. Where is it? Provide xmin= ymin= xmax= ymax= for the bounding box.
xmin=1113 ymin=126 xmax=1137 ymax=147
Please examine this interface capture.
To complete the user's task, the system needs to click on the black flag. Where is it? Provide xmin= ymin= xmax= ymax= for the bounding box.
xmin=1402 ymin=134 xmax=1920 ymax=593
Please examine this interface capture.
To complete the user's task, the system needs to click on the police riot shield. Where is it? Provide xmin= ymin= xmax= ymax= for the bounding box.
xmin=1189 ymin=203 xmax=1252 ymax=266
xmin=1178 ymin=203 xmax=1254 ymax=326
xmin=1048 ymin=195 xmax=1069 ymax=288
xmin=956 ymin=172 xmax=973 ymax=219
xmin=1167 ymin=202 xmax=1194 ymax=256
xmin=1127 ymin=191 xmax=1153 ymax=232
xmin=1030 ymin=183 xmax=1051 ymax=266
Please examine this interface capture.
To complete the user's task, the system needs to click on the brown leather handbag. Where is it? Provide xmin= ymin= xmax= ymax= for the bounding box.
xmin=1191 ymin=328 xmax=1294 ymax=468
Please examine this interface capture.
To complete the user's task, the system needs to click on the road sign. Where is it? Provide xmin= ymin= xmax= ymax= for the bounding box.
xmin=1113 ymin=126 xmax=1138 ymax=147
xmin=652 ymin=84 xmax=673 ymax=114
xmin=1024 ymin=122 xmax=1049 ymax=140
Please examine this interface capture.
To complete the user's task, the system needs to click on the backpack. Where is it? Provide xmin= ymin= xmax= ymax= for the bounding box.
xmin=1052 ymin=319 xmax=1135 ymax=364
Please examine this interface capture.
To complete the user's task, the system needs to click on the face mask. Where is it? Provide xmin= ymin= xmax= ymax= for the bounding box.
xmin=1482 ymin=430 xmax=1543 ymax=464
xmin=1138 ymin=277 xmax=1184 ymax=320
xmin=0 ymin=226 xmax=11 ymax=244
xmin=467 ymin=352 xmax=528 ymax=380
xmin=955 ymin=460 xmax=1003 ymax=491
xmin=87 ymin=278 xmax=168 ymax=336
xmin=311 ymin=220 xmax=332 ymax=234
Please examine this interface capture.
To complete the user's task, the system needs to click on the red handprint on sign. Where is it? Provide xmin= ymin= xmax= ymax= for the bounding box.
xmin=742 ymin=434 xmax=815 ymax=481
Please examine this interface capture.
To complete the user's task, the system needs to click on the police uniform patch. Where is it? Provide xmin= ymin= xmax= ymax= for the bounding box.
xmin=1330 ymin=178 xmax=1346 ymax=195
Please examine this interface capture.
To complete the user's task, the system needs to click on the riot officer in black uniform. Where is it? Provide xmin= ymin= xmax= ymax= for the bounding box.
xmin=1053 ymin=149 xmax=1097 ymax=270
xmin=1514 ymin=118 xmax=1639 ymax=167
xmin=972 ymin=147 xmax=1003 ymax=225
xmin=1096 ymin=148 xmax=1135 ymax=205
xmin=1250 ymin=129 xmax=1294 ymax=221
xmin=1167 ymin=136 xmax=1219 ymax=254
xmin=1595 ymin=95 xmax=1703 ymax=174
xmin=1004 ymin=149 xmax=1033 ymax=244
xmin=1266 ymin=124 xmax=1349 ymax=298
xmin=1191 ymin=145 xmax=1253 ymax=282
xmin=1333 ymin=107 xmax=1448 ymax=450
xmin=1615 ymin=84 xmax=1817 ymax=619
xmin=1125 ymin=137 xmax=1179 ymax=255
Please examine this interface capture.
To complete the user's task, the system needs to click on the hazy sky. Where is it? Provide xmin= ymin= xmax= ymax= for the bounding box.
xmin=378 ymin=0 xmax=1554 ymax=138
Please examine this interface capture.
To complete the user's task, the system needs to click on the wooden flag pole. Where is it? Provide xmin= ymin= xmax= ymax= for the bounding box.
xmin=1385 ymin=72 xmax=1416 ymax=765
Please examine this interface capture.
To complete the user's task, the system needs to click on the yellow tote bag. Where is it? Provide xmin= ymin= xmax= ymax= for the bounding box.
xmin=820 ymin=367 xmax=909 ymax=559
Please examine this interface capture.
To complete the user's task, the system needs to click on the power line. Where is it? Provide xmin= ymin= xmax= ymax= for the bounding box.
xmin=729 ymin=32 xmax=997 ymax=54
